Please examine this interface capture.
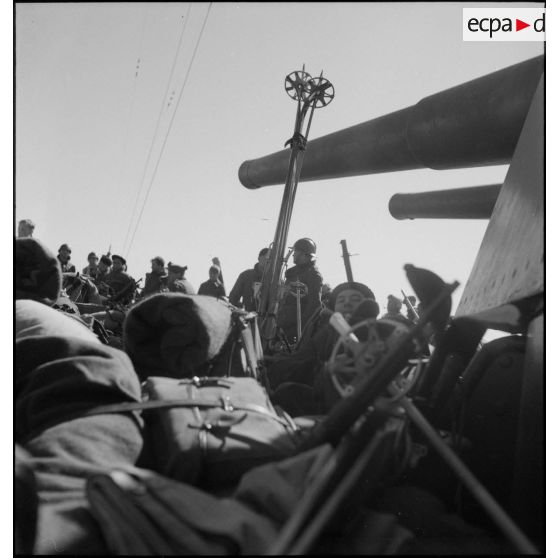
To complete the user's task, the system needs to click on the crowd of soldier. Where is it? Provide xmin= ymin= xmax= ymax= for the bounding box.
xmin=17 ymin=218 xmax=418 ymax=329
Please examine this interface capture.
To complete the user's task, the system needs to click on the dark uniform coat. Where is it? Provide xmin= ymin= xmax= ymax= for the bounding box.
xmin=105 ymin=269 xmax=133 ymax=293
xmin=228 ymin=264 xmax=264 ymax=311
xmin=198 ymin=279 xmax=226 ymax=298
xmin=277 ymin=261 xmax=323 ymax=343
xmin=143 ymin=271 xmax=167 ymax=297
xmin=58 ymin=256 xmax=76 ymax=273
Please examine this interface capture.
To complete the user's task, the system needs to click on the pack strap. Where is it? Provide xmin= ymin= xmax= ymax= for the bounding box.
xmin=78 ymin=398 xmax=295 ymax=429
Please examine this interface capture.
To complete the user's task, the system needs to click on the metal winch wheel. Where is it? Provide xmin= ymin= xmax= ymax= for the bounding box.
xmin=327 ymin=318 xmax=414 ymax=398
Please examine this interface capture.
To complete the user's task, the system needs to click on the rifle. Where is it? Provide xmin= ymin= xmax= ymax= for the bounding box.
xmin=340 ymin=239 xmax=354 ymax=282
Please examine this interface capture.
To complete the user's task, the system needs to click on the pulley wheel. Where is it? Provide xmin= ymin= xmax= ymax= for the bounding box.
xmin=285 ymin=70 xmax=312 ymax=101
xmin=306 ymin=77 xmax=334 ymax=108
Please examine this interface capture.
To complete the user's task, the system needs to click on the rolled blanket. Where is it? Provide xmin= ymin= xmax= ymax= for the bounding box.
xmin=15 ymin=300 xmax=144 ymax=554
xmin=16 ymin=308 xmax=143 ymax=442
xmin=15 ymin=237 xmax=62 ymax=306
xmin=16 ymin=299 xmax=97 ymax=343
xmin=123 ymin=293 xmax=234 ymax=380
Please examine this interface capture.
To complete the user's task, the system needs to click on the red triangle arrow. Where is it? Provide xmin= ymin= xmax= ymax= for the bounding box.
xmin=516 ymin=19 xmax=530 ymax=31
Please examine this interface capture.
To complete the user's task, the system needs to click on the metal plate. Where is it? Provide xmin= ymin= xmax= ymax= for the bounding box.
xmin=456 ymin=76 xmax=543 ymax=316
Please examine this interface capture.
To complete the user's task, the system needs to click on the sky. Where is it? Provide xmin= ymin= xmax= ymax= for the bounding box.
xmin=14 ymin=2 xmax=544 ymax=315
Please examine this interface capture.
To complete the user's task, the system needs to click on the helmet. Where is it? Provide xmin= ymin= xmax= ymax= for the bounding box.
xmin=293 ymin=237 xmax=317 ymax=255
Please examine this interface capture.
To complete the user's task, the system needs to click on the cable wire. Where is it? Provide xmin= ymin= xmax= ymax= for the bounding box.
xmin=121 ymin=3 xmax=193 ymax=255
xmin=113 ymin=5 xmax=149 ymax=254
xmin=126 ymin=2 xmax=212 ymax=258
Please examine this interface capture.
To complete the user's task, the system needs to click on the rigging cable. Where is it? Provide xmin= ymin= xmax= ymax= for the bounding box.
xmin=125 ymin=2 xmax=213 ymax=258
xmin=114 ymin=4 xmax=149 ymax=254
xmin=122 ymin=3 xmax=193 ymax=255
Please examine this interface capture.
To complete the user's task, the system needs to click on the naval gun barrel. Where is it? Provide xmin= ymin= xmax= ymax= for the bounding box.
xmin=389 ymin=184 xmax=502 ymax=220
xmin=239 ymin=56 xmax=543 ymax=189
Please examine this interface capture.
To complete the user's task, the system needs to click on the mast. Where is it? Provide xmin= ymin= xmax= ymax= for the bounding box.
xmin=258 ymin=66 xmax=334 ymax=342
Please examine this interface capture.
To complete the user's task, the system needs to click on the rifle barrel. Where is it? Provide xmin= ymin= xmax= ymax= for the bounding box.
xmin=340 ymin=239 xmax=354 ymax=282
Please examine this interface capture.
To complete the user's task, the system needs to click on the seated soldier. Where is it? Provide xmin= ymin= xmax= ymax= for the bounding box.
xmin=103 ymin=255 xmax=136 ymax=304
xmin=269 ymin=282 xmax=379 ymax=417
xmin=57 ymin=243 xmax=76 ymax=273
xmin=63 ymin=272 xmax=103 ymax=305
xmin=58 ymin=252 xmax=102 ymax=303
xmin=82 ymin=252 xmax=99 ymax=279
xmin=142 ymin=256 xmax=168 ymax=298
xmin=266 ymin=281 xmax=376 ymax=391
xmin=94 ymin=255 xmax=112 ymax=296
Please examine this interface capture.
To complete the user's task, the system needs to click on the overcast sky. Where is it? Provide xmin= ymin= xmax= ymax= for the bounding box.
xmin=15 ymin=2 xmax=544 ymax=313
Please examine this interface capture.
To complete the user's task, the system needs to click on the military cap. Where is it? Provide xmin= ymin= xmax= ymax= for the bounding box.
xmin=328 ymin=282 xmax=375 ymax=310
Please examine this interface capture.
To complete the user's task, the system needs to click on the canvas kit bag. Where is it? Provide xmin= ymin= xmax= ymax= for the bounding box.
xmin=141 ymin=375 xmax=301 ymax=487
xmin=79 ymin=375 xmax=302 ymax=488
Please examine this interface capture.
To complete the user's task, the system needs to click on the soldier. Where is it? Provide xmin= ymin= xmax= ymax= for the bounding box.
xmin=267 ymin=281 xmax=378 ymax=413
xmin=104 ymin=255 xmax=136 ymax=304
xmin=382 ymin=294 xmax=414 ymax=327
xmin=82 ymin=252 xmax=99 ymax=279
xmin=57 ymin=244 xmax=76 ymax=273
xmin=95 ymin=254 xmax=112 ymax=289
xmin=229 ymin=247 xmax=270 ymax=311
xmin=142 ymin=256 xmax=168 ymax=298
xmin=17 ymin=219 xmax=35 ymax=238
xmin=277 ymin=238 xmax=323 ymax=345
xmin=166 ymin=263 xmax=196 ymax=294
xmin=198 ymin=265 xmax=226 ymax=298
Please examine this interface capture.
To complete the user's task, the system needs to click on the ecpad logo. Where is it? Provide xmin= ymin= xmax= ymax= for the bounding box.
xmin=468 ymin=15 xmax=544 ymax=37
xmin=463 ymin=8 xmax=545 ymax=41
